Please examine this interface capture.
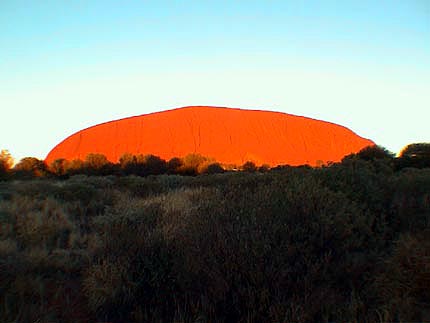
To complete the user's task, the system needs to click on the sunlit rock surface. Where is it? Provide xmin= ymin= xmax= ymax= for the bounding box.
xmin=45 ymin=106 xmax=374 ymax=166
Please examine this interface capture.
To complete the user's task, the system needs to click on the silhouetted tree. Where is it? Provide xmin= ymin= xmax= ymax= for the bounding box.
xmin=13 ymin=157 xmax=48 ymax=179
xmin=119 ymin=153 xmax=137 ymax=175
xmin=179 ymin=154 xmax=208 ymax=175
xmin=85 ymin=153 xmax=109 ymax=169
xmin=357 ymin=145 xmax=394 ymax=161
xmin=119 ymin=153 xmax=167 ymax=176
xmin=242 ymin=161 xmax=257 ymax=172
xmin=341 ymin=145 xmax=395 ymax=174
xmin=49 ymin=158 xmax=68 ymax=177
xmin=119 ymin=152 xmax=135 ymax=166
xmin=200 ymin=162 xmax=224 ymax=174
xmin=258 ymin=164 xmax=270 ymax=172
xmin=0 ymin=149 xmax=13 ymax=180
xmin=343 ymin=145 xmax=394 ymax=162
xmin=167 ymin=157 xmax=183 ymax=174
xmin=84 ymin=153 xmax=116 ymax=175
xmin=396 ymin=143 xmax=430 ymax=169
xmin=400 ymin=143 xmax=430 ymax=158
xmin=64 ymin=159 xmax=85 ymax=175
xmin=138 ymin=154 xmax=167 ymax=176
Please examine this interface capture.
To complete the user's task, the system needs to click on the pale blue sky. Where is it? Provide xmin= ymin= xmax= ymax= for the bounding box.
xmin=1 ymin=0 xmax=429 ymax=162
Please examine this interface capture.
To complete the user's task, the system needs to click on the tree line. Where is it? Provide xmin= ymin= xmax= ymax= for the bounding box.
xmin=0 ymin=151 xmax=270 ymax=180
xmin=1 ymin=143 xmax=429 ymax=181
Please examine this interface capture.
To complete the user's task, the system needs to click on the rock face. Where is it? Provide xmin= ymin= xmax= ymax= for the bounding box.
xmin=45 ymin=106 xmax=374 ymax=167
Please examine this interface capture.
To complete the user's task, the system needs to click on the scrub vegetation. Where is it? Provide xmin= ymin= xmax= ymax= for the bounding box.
xmin=0 ymin=144 xmax=429 ymax=322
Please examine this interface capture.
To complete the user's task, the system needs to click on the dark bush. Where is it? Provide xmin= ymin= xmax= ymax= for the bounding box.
xmin=241 ymin=160 xmax=257 ymax=172
xmin=200 ymin=162 xmax=224 ymax=174
xmin=166 ymin=157 xmax=183 ymax=174
xmin=0 ymin=149 xmax=13 ymax=180
xmin=13 ymin=157 xmax=49 ymax=179
xmin=396 ymin=142 xmax=430 ymax=169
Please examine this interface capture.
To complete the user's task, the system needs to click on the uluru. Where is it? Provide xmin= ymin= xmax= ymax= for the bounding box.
xmin=45 ymin=106 xmax=374 ymax=167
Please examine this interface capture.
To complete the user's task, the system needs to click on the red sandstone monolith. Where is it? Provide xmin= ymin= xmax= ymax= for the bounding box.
xmin=45 ymin=106 xmax=374 ymax=167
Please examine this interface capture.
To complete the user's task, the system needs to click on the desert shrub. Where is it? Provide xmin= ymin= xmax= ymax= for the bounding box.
xmin=351 ymin=145 xmax=395 ymax=161
xmin=49 ymin=158 xmax=68 ymax=177
xmin=85 ymin=153 xmax=110 ymax=168
xmin=119 ymin=154 xmax=167 ymax=176
xmin=241 ymin=160 xmax=257 ymax=172
xmin=53 ymin=176 xmax=118 ymax=230
xmin=0 ymin=192 xmax=92 ymax=322
xmin=64 ymin=158 xmax=86 ymax=175
xmin=67 ymin=174 xmax=115 ymax=189
xmin=155 ymin=174 xmax=190 ymax=190
xmin=258 ymin=163 xmax=270 ymax=172
xmin=178 ymin=154 xmax=209 ymax=175
xmin=119 ymin=152 xmax=134 ymax=166
xmin=13 ymin=157 xmax=49 ymax=179
xmin=0 ymin=246 xmax=92 ymax=322
xmin=53 ymin=180 xmax=98 ymax=203
xmin=152 ymin=174 xmax=378 ymax=322
xmin=0 ymin=197 xmax=73 ymax=249
xmin=374 ymin=231 xmax=430 ymax=322
xmin=119 ymin=153 xmax=140 ymax=175
xmin=166 ymin=157 xmax=183 ymax=174
xmin=13 ymin=179 xmax=59 ymax=200
xmin=400 ymin=142 xmax=430 ymax=157
xmin=0 ymin=149 xmax=13 ymax=180
xmin=140 ymin=154 xmax=167 ymax=175
xmin=390 ymin=168 xmax=430 ymax=233
xmin=114 ymin=175 xmax=166 ymax=197
xmin=318 ymin=159 xmax=394 ymax=214
xmin=0 ymin=181 xmax=14 ymax=201
xmin=84 ymin=193 xmax=173 ymax=322
xmin=84 ymin=153 xmax=118 ymax=176
xmin=198 ymin=162 xmax=224 ymax=174
xmin=396 ymin=142 xmax=430 ymax=169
